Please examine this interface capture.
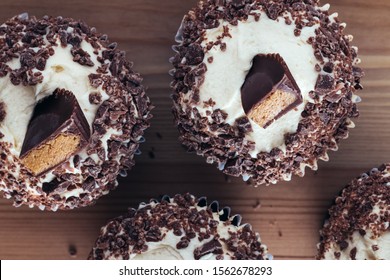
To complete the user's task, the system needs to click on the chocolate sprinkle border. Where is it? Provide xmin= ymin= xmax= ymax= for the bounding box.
xmin=0 ymin=14 xmax=152 ymax=210
xmin=316 ymin=164 xmax=390 ymax=260
xmin=170 ymin=0 xmax=363 ymax=185
xmin=88 ymin=193 xmax=270 ymax=260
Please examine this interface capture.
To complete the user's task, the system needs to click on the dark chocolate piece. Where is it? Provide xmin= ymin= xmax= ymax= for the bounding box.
xmin=194 ymin=239 xmax=223 ymax=260
xmin=0 ymin=101 xmax=5 ymax=122
xmin=338 ymin=240 xmax=349 ymax=251
xmin=315 ymin=74 xmax=335 ymax=94
xmin=20 ymin=88 xmax=90 ymax=175
xmin=241 ymin=53 xmax=302 ymax=128
xmin=350 ymin=247 xmax=357 ymax=260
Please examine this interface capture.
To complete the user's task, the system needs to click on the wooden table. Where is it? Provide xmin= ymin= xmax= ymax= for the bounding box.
xmin=0 ymin=0 xmax=389 ymax=260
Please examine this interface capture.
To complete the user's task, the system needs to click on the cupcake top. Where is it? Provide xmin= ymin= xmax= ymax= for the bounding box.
xmin=317 ymin=164 xmax=390 ymax=260
xmin=88 ymin=193 xmax=271 ymax=260
xmin=171 ymin=0 xmax=362 ymax=185
xmin=0 ymin=14 xmax=152 ymax=210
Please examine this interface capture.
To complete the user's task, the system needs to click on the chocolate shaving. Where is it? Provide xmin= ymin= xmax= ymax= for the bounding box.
xmin=185 ymin=44 xmax=204 ymax=65
xmin=350 ymin=247 xmax=357 ymax=260
xmin=265 ymin=3 xmax=283 ymax=20
xmin=323 ymin=62 xmax=334 ymax=73
xmin=0 ymin=102 xmax=6 ymax=122
xmin=89 ymin=92 xmax=102 ymax=104
xmin=0 ymin=63 xmax=10 ymax=77
xmin=71 ymin=47 xmax=94 ymax=66
xmin=315 ymin=74 xmax=335 ymax=94
xmin=194 ymin=239 xmax=223 ymax=260
xmin=338 ymin=240 xmax=349 ymax=251
xmin=42 ymin=179 xmax=61 ymax=194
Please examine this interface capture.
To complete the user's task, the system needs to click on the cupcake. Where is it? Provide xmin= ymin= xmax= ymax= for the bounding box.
xmin=0 ymin=14 xmax=152 ymax=210
xmin=88 ymin=193 xmax=271 ymax=260
xmin=170 ymin=0 xmax=363 ymax=185
xmin=317 ymin=164 xmax=390 ymax=260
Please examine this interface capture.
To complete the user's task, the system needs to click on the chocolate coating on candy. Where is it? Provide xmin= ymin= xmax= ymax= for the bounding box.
xmin=88 ymin=194 xmax=270 ymax=260
xmin=241 ymin=54 xmax=302 ymax=128
xmin=20 ymin=89 xmax=90 ymax=176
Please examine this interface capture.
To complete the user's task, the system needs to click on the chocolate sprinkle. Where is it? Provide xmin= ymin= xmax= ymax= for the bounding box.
xmin=0 ymin=14 xmax=152 ymax=210
xmin=350 ymin=247 xmax=357 ymax=260
xmin=0 ymin=102 xmax=5 ymax=122
xmin=315 ymin=74 xmax=335 ymax=94
xmin=338 ymin=240 xmax=349 ymax=251
xmin=170 ymin=0 xmax=363 ymax=185
xmin=317 ymin=164 xmax=390 ymax=259
xmin=194 ymin=238 xmax=223 ymax=260
xmin=88 ymin=194 xmax=270 ymax=260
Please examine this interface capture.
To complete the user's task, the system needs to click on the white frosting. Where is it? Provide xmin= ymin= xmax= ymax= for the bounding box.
xmin=132 ymin=244 xmax=185 ymax=260
xmin=0 ymin=81 xmax=35 ymax=151
xmin=181 ymin=12 xmax=321 ymax=156
xmin=324 ymin=230 xmax=390 ymax=260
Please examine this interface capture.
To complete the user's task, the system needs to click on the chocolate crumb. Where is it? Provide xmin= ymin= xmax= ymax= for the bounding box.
xmin=315 ymin=75 xmax=335 ymax=93
xmin=194 ymin=239 xmax=223 ymax=260
xmin=253 ymin=199 xmax=261 ymax=210
xmin=156 ymin=132 xmax=163 ymax=139
xmin=0 ymin=102 xmax=5 ymax=122
xmin=89 ymin=92 xmax=102 ymax=105
xmin=323 ymin=62 xmax=334 ymax=73
xmin=350 ymin=247 xmax=357 ymax=260
xmin=68 ymin=244 xmax=77 ymax=257
xmin=338 ymin=240 xmax=349 ymax=251
xmin=265 ymin=3 xmax=283 ymax=20
xmin=177 ymin=238 xmax=190 ymax=249
xmin=185 ymin=44 xmax=204 ymax=65
xmin=148 ymin=148 xmax=156 ymax=159
xmin=71 ymin=47 xmax=94 ymax=66
xmin=358 ymin=229 xmax=366 ymax=236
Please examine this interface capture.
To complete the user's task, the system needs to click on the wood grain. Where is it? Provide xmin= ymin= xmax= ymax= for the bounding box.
xmin=0 ymin=0 xmax=389 ymax=260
